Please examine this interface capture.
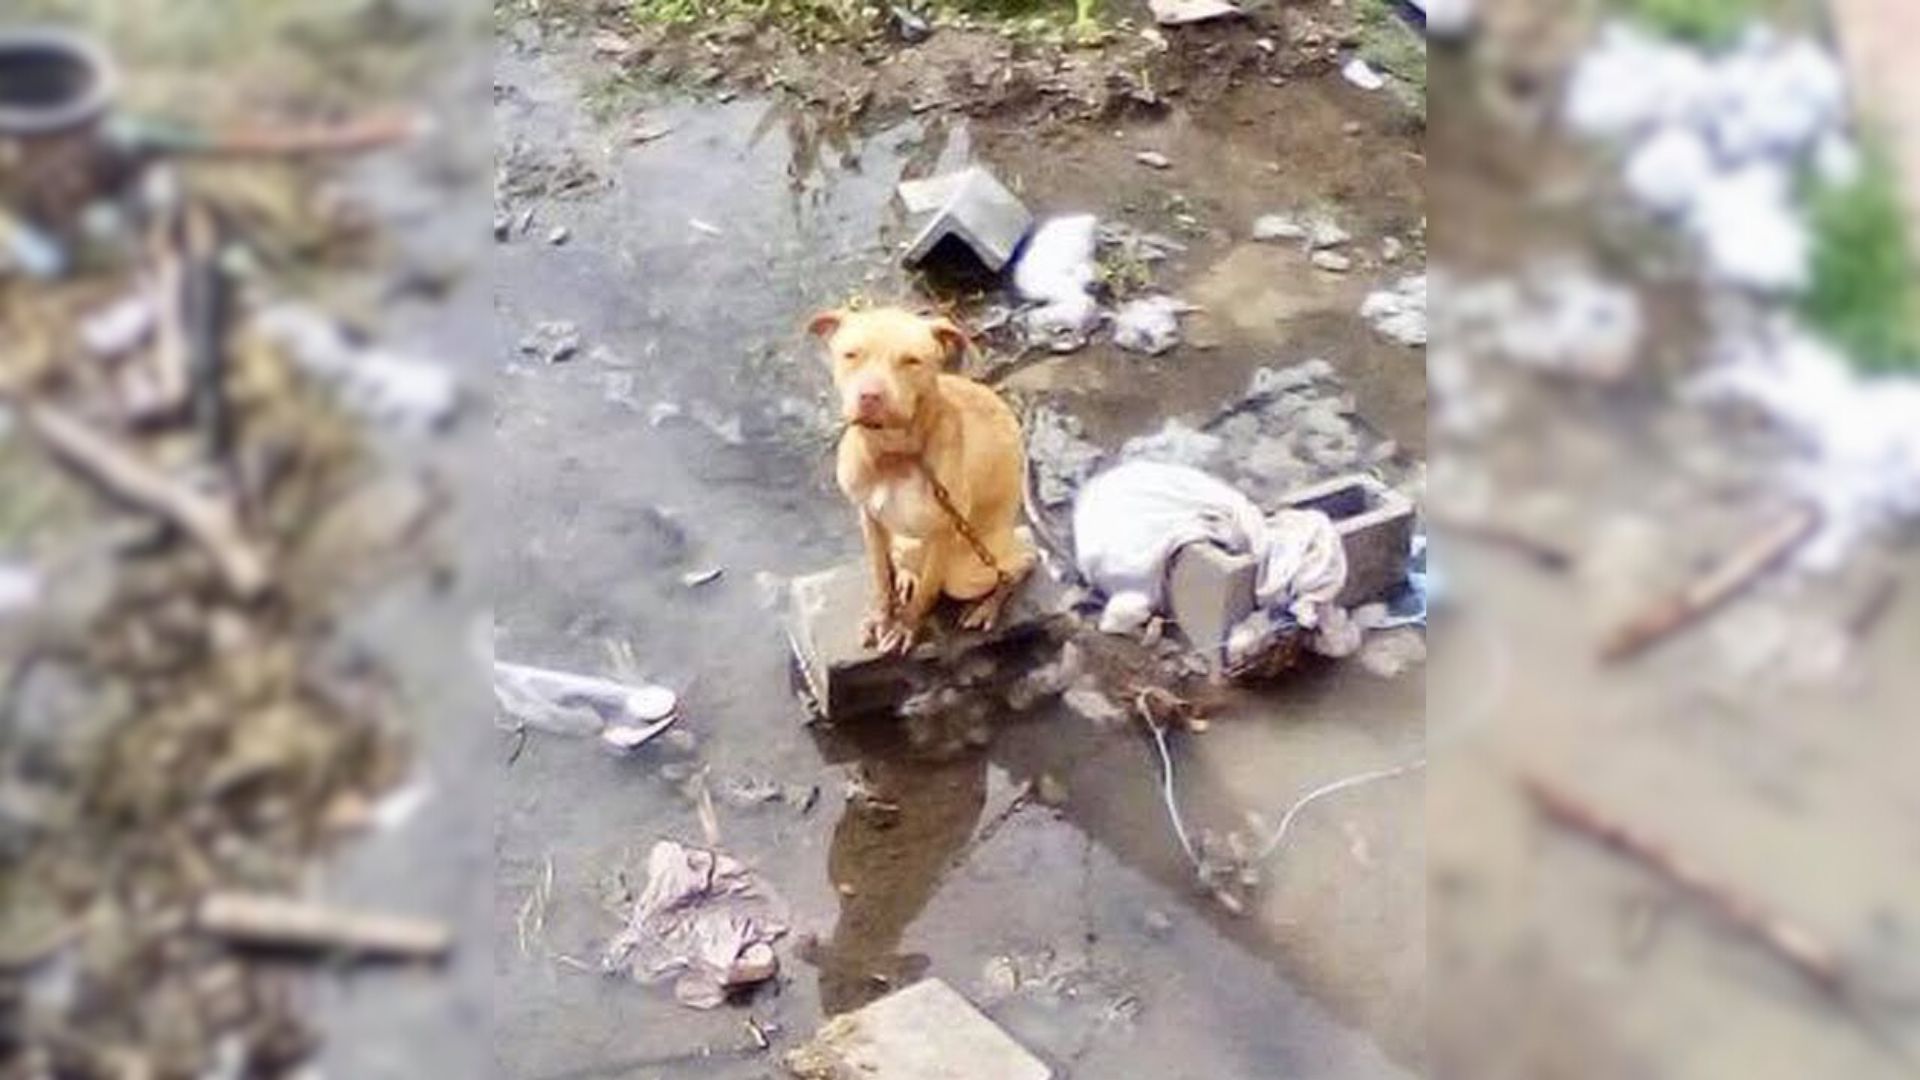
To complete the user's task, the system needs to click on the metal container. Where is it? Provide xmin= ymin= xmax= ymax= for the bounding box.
xmin=0 ymin=28 xmax=116 ymax=228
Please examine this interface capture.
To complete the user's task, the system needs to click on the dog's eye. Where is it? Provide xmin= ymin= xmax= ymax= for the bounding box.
xmin=901 ymin=357 xmax=922 ymax=367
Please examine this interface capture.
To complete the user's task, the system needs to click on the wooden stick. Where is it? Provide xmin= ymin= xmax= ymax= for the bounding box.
xmin=198 ymin=893 xmax=451 ymax=960
xmin=1601 ymin=504 xmax=1820 ymax=663
xmin=1520 ymin=772 xmax=1843 ymax=992
xmin=18 ymin=400 xmax=270 ymax=598
xmin=187 ymin=110 xmax=424 ymax=156
xmin=1428 ymin=511 xmax=1574 ymax=572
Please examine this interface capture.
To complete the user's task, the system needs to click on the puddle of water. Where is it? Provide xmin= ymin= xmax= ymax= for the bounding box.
xmin=493 ymin=37 xmax=1422 ymax=1080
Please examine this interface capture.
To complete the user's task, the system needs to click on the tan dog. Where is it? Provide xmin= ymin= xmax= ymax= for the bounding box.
xmin=809 ymin=306 xmax=1036 ymax=654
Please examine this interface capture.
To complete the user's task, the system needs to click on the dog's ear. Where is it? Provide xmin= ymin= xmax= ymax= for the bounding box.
xmin=806 ymin=309 xmax=844 ymax=341
xmin=929 ymin=318 xmax=969 ymax=367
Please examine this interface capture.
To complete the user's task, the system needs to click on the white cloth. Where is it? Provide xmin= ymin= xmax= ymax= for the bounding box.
xmin=1071 ymin=461 xmax=1348 ymax=633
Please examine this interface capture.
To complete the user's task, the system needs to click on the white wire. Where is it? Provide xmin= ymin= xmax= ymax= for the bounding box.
xmin=1250 ymin=757 xmax=1427 ymax=864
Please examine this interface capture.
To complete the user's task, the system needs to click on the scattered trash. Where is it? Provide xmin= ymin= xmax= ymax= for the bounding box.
xmin=1134 ymin=150 xmax=1171 ymax=169
xmin=1436 ymin=266 xmax=1642 ymax=382
xmin=681 ymin=567 xmax=724 ymax=587
xmin=1013 ymin=214 xmax=1101 ymax=352
xmin=785 ymin=978 xmax=1050 ymax=1080
xmin=518 ymin=319 xmax=582 ymax=364
xmin=493 ymin=660 xmax=680 ymax=737
xmin=255 ymin=303 xmax=459 ymax=431
xmin=1341 ymin=57 xmax=1387 ymax=91
xmin=901 ymin=165 xmax=1033 ymax=275
xmin=1111 ymin=295 xmax=1184 ymax=355
xmin=1564 ymin=25 xmax=1848 ymax=294
xmin=602 ymin=839 xmax=790 ymax=1009
xmin=197 ymin=893 xmax=452 ymax=960
xmin=1360 ymin=274 xmax=1427 ymax=347
xmin=1147 ymin=0 xmax=1242 ymax=25
xmin=1692 ymin=325 xmax=1920 ymax=568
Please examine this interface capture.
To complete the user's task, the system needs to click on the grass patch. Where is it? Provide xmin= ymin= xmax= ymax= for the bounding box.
xmin=1800 ymin=150 xmax=1920 ymax=374
xmin=1355 ymin=0 xmax=1425 ymax=120
xmin=627 ymin=0 xmax=872 ymax=42
xmin=1612 ymin=0 xmax=1767 ymax=44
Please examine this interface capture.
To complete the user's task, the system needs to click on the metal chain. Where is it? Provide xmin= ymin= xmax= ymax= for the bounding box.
xmin=921 ymin=464 xmax=1010 ymax=587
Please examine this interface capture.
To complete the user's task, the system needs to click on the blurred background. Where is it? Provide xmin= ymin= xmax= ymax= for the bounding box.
xmin=0 ymin=0 xmax=490 ymax=1076
xmin=1428 ymin=0 xmax=1920 ymax=1077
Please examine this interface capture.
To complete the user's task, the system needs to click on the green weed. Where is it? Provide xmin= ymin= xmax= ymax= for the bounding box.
xmin=1800 ymin=150 xmax=1920 ymax=374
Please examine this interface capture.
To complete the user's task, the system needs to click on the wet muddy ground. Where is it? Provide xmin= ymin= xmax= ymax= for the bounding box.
xmin=492 ymin=10 xmax=1426 ymax=1079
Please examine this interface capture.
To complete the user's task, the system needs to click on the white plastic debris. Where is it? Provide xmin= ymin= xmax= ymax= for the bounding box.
xmin=1687 ymin=163 xmax=1809 ymax=293
xmin=1564 ymin=24 xmax=1713 ymax=140
xmin=1341 ymin=57 xmax=1386 ymax=91
xmin=256 ymin=304 xmax=458 ymax=433
xmin=1497 ymin=267 xmax=1643 ymax=380
xmin=1360 ymin=275 xmax=1427 ymax=347
xmin=1013 ymin=215 xmax=1101 ymax=352
xmin=0 ymin=563 xmax=40 ymax=617
xmin=1112 ymin=295 xmax=1183 ymax=355
xmin=602 ymin=840 xmax=789 ymax=1009
xmin=1414 ymin=0 xmax=1475 ymax=39
xmin=1692 ymin=324 xmax=1920 ymax=569
xmin=80 ymin=294 xmax=156 ymax=358
xmin=493 ymin=660 xmax=679 ymax=737
xmin=1624 ymin=125 xmax=1716 ymax=218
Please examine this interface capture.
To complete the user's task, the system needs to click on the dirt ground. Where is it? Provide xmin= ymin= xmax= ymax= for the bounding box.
xmin=492 ymin=1 xmax=1428 ymax=1077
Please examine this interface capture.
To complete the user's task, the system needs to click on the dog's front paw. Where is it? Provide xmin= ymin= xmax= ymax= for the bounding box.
xmin=892 ymin=570 xmax=920 ymax=609
xmin=860 ymin=608 xmax=895 ymax=650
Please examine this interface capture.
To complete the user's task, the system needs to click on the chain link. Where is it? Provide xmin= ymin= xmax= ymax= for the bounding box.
xmin=922 ymin=465 xmax=1010 ymax=588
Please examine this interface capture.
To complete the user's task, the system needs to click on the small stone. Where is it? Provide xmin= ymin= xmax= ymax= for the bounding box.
xmin=1142 ymin=909 xmax=1173 ymax=937
xmin=492 ymin=214 xmax=512 ymax=241
xmin=1305 ymin=216 xmax=1351 ymax=249
xmin=1311 ymin=250 xmax=1353 ymax=272
xmin=1343 ymin=120 xmax=1363 ymax=135
xmin=836 ymin=881 xmax=858 ymax=897
xmin=1135 ymin=150 xmax=1171 ymax=169
xmin=547 ymin=225 xmax=570 ymax=245
xmin=518 ymin=320 xmax=582 ymax=364
xmin=1252 ymin=213 xmax=1305 ymax=242
xmin=1381 ymin=236 xmax=1404 ymax=262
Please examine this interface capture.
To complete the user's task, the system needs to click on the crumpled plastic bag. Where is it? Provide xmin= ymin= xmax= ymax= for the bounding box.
xmin=1071 ymin=461 xmax=1348 ymax=636
xmin=602 ymin=840 xmax=790 ymax=1008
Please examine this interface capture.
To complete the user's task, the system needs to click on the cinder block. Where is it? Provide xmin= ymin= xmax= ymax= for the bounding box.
xmin=784 ymin=978 xmax=1051 ymax=1080
xmin=900 ymin=167 xmax=1033 ymax=275
xmin=1168 ymin=542 xmax=1258 ymax=656
xmin=1166 ymin=473 xmax=1416 ymax=654
xmin=1280 ymin=474 xmax=1415 ymax=608
xmin=787 ymin=560 xmax=1068 ymax=721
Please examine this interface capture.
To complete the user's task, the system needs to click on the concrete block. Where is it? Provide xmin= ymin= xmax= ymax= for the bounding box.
xmin=901 ymin=167 xmax=1033 ymax=275
xmin=1167 ymin=542 xmax=1258 ymax=656
xmin=787 ymin=560 xmax=1069 ymax=722
xmin=784 ymin=978 xmax=1051 ymax=1080
xmin=1166 ymin=473 xmax=1416 ymax=654
xmin=1281 ymin=473 xmax=1415 ymax=608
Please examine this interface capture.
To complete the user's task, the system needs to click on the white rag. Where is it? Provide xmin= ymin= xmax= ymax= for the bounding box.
xmin=1071 ymin=461 xmax=1348 ymax=635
